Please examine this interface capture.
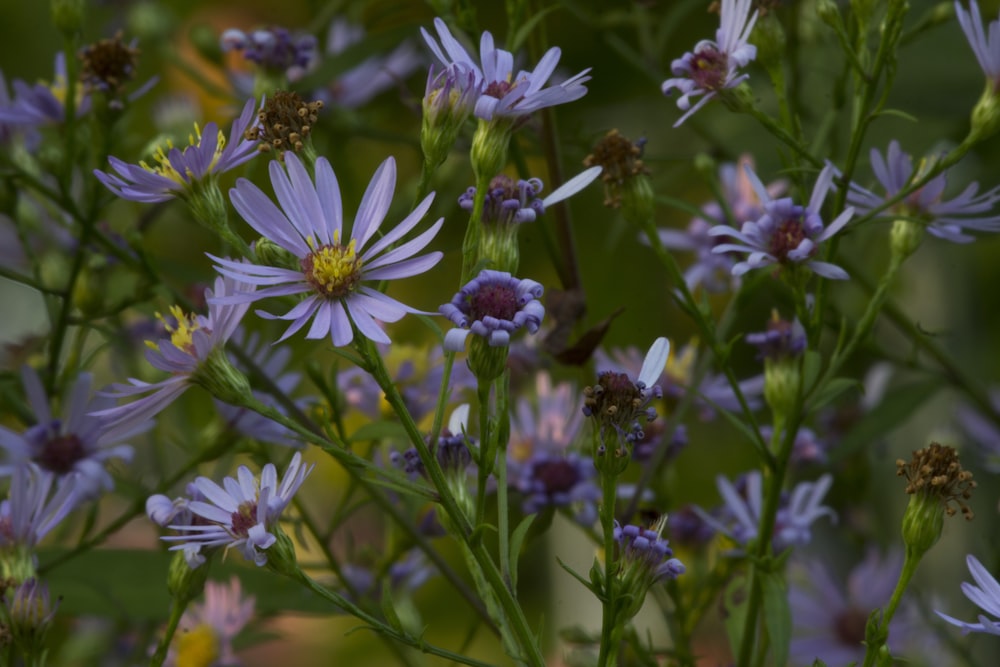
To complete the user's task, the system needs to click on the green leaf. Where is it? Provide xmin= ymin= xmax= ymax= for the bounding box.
xmin=802 ymin=350 xmax=822 ymax=393
xmin=556 ymin=557 xmax=598 ymax=595
xmin=831 ymin=378 xmax=940 ymax=460
xmin=508 ymin=514 xmax=537 ymax=589
xmin=808 ymin=377 xmax=860 ymax=411
xmin=872 ymin=108 xmax=919 ymax=123
xmin=380 ymin=579 xmax=404 ymax=632
xmin=721 ymin=575 xmax=750 ymax=657
xmin=761 ymin=571 xmax=791 ymax=667
xmin=348 ymin=420 xmax=408 ymax=443
xmin=39 ymin=549 xmax=334 ymax=620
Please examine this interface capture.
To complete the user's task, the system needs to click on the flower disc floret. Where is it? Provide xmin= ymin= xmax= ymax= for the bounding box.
xmin=440 ymin=270 xmax=544 ymax=351
xmin=211 ymin=152 xmax=444 ymax=347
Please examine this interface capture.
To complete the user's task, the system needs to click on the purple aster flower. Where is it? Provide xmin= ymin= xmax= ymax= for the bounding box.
xmin=614 ymin=516 xmax=686 ymax=583
xmin=0 ymin=464 xmax=79 ymax=554
xmin=212 ymin=153 xmax=443 ymax=347
xmin=709 ymin=164 xmax=853 ymax=279
xmin=319 ymin=19 xmax=421 ymax=108
xmin=511 ymin=450 xmax=599 ymax=525
xmin=790 ymin=549 xmax=938 ymax=665
xmin=584 ymin=338 xmax=670 ymax=445
xmin=459 ymin=166 xmax=603 ymax=225
xmin=844 ymin=140 xmax=1000 ymax=243
xmin=91 ymin=274 xmax=253 ymax=437
xmin=339 ymin=550 xmax=436 ymax=604
xmin=696 ymin=471 xmax=835 ymax=552
xmin=221 ymin=26 xmax=317 ymax=77
xmin=162 ymin=452 xmax=313 ymax=567
xmin=746 ymin=315 xmax=807 ymax=360
xmin=168 ymin=576 xmax=255 ymax=667
xmin=955 ymin=390 xmax=1000 ymax=472
xmin=661 ymin=0 xmax=758 ymax=126
xmin=759 ymin=425 xmax=830 ymax=467
xmin=936 ymin=553 xmax=1000 ymax=635
xmin=0 ymin=53 xmax=91 ymax=127
xmin=440 ymin=270 xmax=545 ymax=350
xmin=392 ymin=406 xmax=475 ymax=479
xmin=421 ymin=17 xmax=591 ymax=121
xmin=0 ymin=366 xmax=141 ymax=499
xmin=956 ymin=1 xmax=1000 ymax=91
xmin=659 ymin=155 xmax=788 ymax=292
xmin=94 ymin=98 xmax=261 ymax=203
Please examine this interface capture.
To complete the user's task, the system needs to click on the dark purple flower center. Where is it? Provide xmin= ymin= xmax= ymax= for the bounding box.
xmin=532 ymin=459 xmax=580 ymax=495
xmin=33 ymin=433 xmax=86 ymax=476
xmin=834 ymin=607 xmax=867 ymax=646
xmin=769 ymin=216 xmax=809 ymax=261
xmin=468 ymin=283 xmax=519 ymax=322
xmin=691 ymin=46 xmax=729 ymax=91
xmin=484 ymin=80 xmax=514 ymax=99
xmin=230 ymin=500 xmax=259 ymax=537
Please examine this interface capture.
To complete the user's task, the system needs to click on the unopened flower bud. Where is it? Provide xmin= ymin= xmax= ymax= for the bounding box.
xmin=192 ymin=347 xmax=252 ymax=407
xmin=970 ymin=81 xmax=1000 ymax=143
xmin=889 ymin=218 xmax=925 ymax=261
xmin=470 ymin=119 xmax=513 ymax=183
xmin=3 ymin=578 xmax=58 ymax=659
xmin=167 ymin=549 xmax=209 ymax=603
xmin=51 ymin=0 xmax=84 ymax=38
xmin=754 ymin=13 xmax=787 ymax=71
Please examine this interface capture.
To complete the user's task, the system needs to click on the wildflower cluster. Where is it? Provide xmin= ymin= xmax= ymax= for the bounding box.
xmin=4 ymin=3 xmax=1000 ymax=666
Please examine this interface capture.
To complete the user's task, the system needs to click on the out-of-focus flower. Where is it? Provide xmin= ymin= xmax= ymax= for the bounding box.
xmin=845 ymin=140 xmax=1000 ymax=244
xmin=0 ymin=53 xmax=91 ymax=127
xmin=440 ymin=270 xmax=545 ymax=351
xmin=212 ymin=153 xmax=442 ymax=347
xmin=169 ymin=576 xmax=255 ymax=667
xmin=759 ymin=425 xmax=830 ymax=467
xmin=77 ymin=32 xmax=157 ymax=105
xmin=94 ymin=98 xmax=260 ymax=203
xmin=0 ymin=367 xmax=140 ymax=499
xmin=421 ymin=17 xmax=590 ymax=121
xmin=319 ymin=19 xmax=421 ymax=109
xmin=696 ymin=471 xmax=835 ymax=552
xmin=955 ymin=390 xmax=1000 ymax=472
xmin=790 ymin=549 xmax=937 ymax=665
xmin=660 ymin=155 xmax=787 ymax=292
xmin=221 ymin=26 xmax=317 ymax=79
xmin=955 ymin=1 xmax=1000 ymax=91
xmin=584 ymin=129 xmax=649 ymax=210
xmin=747 ymin=315 xmax=806 ymax=360
xmin=2 ymin=577 xmax=59 ymax=658
xmin=92 ymin=275 xmax=253 ymax=437
xmin=936 ymin=553 xmax=1000 ymax=636
xmin=0 ymin=465 xmax=79 ymax=580
xmin=661 ymin=0 xmax=758 ymax=126
xmin=508 ymin=374 xmax=596 ymax=525
xmin=709 ymin=164 xmax=853 ymax=279
xmin=161 ymin=452 xmax=313 ymax=567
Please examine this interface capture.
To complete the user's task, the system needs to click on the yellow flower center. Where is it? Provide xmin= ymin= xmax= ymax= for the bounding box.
xmin=176 ymin=624 xmax=220 ymax=667
xmin=139 ymin=123 xmax=227 ymax=185
xmin=301 ymin=233 xmax=363 ymax=298
xmin=665 ymin=340 xmax=698 ymax=386
xmin=146 ymin=305 xmax=201 ymax=355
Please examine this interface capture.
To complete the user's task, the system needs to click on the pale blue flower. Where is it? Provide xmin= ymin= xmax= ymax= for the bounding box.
xmin=94 ymin=98 xmax=261 ymax=203
xmin=661 ymin=0 xmax=758 ymax=126
xmin=0 ymin=366 xmax=140 ymax=499
xmin=421 ymin=17 xmax=590 ymax=120
xmin=955 ymin=1 xmax=1000 ymax=91
xmin=709 ymin=164 xmax=853 ymax=279
xmin=440 ymin=270 xmax=545 ymax=350
xmin=162 ymin=452 xmax=313 ymax=567
xmin=0 ymin=464 xmax=79 ymax=552
xmin=937 ymin=554 xmax=1000 ymax=636
xmin=0 ymin=53 xmax=91 ymax=127
xmin=845 ymin=140 xmax=1000 ymax=243
xmin=212 ymin=153 xmax=443 ymax=347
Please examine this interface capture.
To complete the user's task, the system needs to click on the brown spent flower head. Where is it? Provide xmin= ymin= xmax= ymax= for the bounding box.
xmin=244 ymin=90 xmax=323 ymax=162
xmin=78 ymin=32 xmax=139 ymax=95
xmin=896 ymin=442 xmax=976 ymax=520
xmin=583 ymin=129 xmax=648 ymax=208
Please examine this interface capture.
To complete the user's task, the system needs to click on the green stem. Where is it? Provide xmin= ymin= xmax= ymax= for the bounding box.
xmin=596 ymin=471 xmax=620 ymax=667
xmin=495 ymin=375 xmax=513 ymax=590
xmin=860 ymin=547 xmax=921 ymax=667
xmin=461 ymin=170 xmax=491 ymax=285
xmin=149 ymin=595 xmax=187 ymax=667
xmin=291 ymin=568 xmax=497 ymax=667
